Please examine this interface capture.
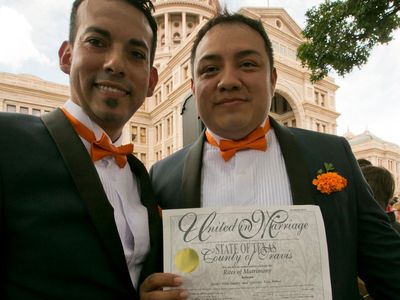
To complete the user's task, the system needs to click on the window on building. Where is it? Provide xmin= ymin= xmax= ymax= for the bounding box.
xmin=155 ymin=150 xmax=163 ymax=161
xmin=20 ymin=106 xmax=29 ymax=114
xmin=155 ymin=91 xmax=160 ymax=105
xmin=166 ymin=83 xmax=170 ymax=95
xmin=140 ymin=127 xmax=146 ymax=144
xmin=6 ymin=104 xmax=16 ymax=112
xmin=158 ymin=91 xmax=162 ymax=104
xmin=170 ymin=115 xmax=174 ymax=135
xmin=155 ymin=123 xmax=163 ymax=143
xmin=314 ymin=92 xmax=319 ymax=105
xmin=32 ymin=109 xmax=41 ymax=116
xmin=183 ymin=64 xmax=189 ymax=80
xmin=321 ymin=94 xmax=326 ymax=107
xmin=388 ymin=160 xmax=394 ymax=171
xmin=131 ymin=126 xmax=138 ymax=142
xmin=159 ymin=123 xmax=163 ymax=141
xmin=173 ymin=32 xmax=181 ymax=44
xmin=314 ymin=89 xmax=327 ymax=107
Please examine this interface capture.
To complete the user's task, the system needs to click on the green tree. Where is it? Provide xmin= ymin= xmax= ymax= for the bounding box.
xmin=297 ymin=0 xmax=400 ymax=82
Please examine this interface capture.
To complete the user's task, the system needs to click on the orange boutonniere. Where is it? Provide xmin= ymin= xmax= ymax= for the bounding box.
xmin=312 ymin=163 xmax=347 ymax=195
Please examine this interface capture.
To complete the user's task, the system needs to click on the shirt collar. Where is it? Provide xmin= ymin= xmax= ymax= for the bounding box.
xmin=62 ymin=99 xmax=123 ymax=146
xmin=205 ymin=117 xmax=270 ymax=144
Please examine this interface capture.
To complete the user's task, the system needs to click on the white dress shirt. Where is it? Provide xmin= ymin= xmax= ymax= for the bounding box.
xmin=63 ymin=100 xmax=149 ymax=288
xmin=201 ymin=119 xmax=293 ymax=208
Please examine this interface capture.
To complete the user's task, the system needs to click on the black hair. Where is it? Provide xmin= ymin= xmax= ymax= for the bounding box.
xmin=361 ymin=165 xmax=395 ymax=210
xmin=69 ymin=0 xmax=157 ymax=64
xmin=190 ymin=11 xmax=274 ymax=75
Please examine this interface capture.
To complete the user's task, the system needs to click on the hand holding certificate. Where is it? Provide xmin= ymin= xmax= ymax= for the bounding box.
xmin=163 ymin=206 xmax=332 ymax=300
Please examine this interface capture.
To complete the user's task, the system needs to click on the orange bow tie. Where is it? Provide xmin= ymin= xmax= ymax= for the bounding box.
xmin=205 ymin=120 xmax=270 ymax=162
xmin=61 ymin=108 xmax=133 ymax=168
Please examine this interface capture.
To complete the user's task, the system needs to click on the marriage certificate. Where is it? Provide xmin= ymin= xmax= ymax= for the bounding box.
xmin=163 ymin=205 xmax=332 ymax=299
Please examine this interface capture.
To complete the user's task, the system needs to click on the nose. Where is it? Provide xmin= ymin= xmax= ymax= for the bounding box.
xmin=103 ymin=47 xmax=125 ymax=77
xmin=217 ymin=66 xmax=242 ymax=91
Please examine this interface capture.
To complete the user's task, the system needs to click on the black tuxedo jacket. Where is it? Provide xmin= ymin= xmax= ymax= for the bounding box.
xmin=150 ymin=117 xmax=400 ymax=300
xmin=0 ymin=109 xmax=162 ymax=300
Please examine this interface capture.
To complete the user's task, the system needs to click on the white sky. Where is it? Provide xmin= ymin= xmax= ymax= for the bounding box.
xmin=0 ymin=0 xmax=399 ymax=145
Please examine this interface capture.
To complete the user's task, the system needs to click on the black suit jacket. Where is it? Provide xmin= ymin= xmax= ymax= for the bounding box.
xmin=0 ymin=109 xmax=162 ymax=300
xmin=150 ymin=117 xmax=400 ymax=300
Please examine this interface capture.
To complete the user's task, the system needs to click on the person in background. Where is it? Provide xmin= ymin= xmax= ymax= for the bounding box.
xmin=357 ymin=158 xmax=372 ymax=168
xmin=360 ymin=165 xmax=400 ymax=233
xmin=392 ymin=201 xmax=400 ymax=223
xmin=389 ymin=196 xmax=399 ymax=211
xmin=140 ymin=11 xmax=400 ymax=300
xmin=0 ymin=1 xmax=161 ymax=299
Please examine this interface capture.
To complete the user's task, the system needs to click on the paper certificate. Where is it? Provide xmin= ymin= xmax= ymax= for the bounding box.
xmin=163 ymin=205 xmax=332 ymax=300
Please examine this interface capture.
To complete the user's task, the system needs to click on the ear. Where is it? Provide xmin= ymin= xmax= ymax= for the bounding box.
xmin=270 ymin=67 xmax=277 ymax=94
xmin=59 ymin=41 xmax=72 ymax=75
xmin=146 ymin=67 xmax=159 ymax=97
xmin=190 ymin=78 xmax=195 ymax=96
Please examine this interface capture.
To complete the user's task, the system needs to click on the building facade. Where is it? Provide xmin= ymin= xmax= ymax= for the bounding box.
xmin=1 ymin=1 xmax=375 ymax=174
xmin=0 ymin=72 xmax=68 ymax=117
xmin=345 ymin=130 xmax=400 ymax=197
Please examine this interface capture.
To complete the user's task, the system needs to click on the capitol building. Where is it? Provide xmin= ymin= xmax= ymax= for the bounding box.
xmin=0 ymin=0 xmax=399 ymax=196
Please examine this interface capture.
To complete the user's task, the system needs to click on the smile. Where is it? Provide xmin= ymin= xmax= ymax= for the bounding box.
xmin=95 ymin=82 xmax=130 ymax=96
xmin=97 ymin=85 xmax=127 ymax=95
xmin=217 ymin=98 xmax=246 ymax=105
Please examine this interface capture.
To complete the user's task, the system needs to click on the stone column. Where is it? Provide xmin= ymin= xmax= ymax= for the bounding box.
xmin=182 ymin=12 xmax=187 ymax=40
xmin=164 ymin=13 xmax=170 ymax=48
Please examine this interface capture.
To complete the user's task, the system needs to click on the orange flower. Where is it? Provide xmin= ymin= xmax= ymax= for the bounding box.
xmin=312 ymin=172 xmax=347 ymax=195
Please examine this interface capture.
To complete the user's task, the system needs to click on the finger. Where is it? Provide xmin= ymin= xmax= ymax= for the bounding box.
xmin=141 ymin=273 xmax=183 ymax=292
xmin=141 ymin=288 xmax=188 ymax=300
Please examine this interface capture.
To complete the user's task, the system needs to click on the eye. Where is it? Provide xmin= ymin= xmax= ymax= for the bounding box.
xmin=130 ymin=50 xmax=146 ymax=60
xmin=241 ymin=60 xmax=257 ymax=68
xmin=86 ymin=37 xmax=106 ymax=48
xmin=201 ymin=65 xmax=219 ymax=75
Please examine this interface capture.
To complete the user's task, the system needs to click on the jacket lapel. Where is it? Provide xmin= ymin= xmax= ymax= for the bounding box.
xmin=41 ymin=109 xmax=133 ymax=285
xmin=127 ymin=155 xmax=162 ymax=282
xmin=180 ymin=133 xmax=205 ymax=208
xmin=269 ymin=117 xmax=316 ymax=205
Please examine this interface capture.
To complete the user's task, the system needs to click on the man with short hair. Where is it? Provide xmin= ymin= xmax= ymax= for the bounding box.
xmin=141 ymin=12 xmax=400 ymax=300
xmin=0 ymin=1 xmax=161 ymax=299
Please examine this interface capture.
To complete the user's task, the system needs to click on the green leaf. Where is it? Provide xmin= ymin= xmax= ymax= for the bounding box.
xmin=324 ymin=162 xmax=335 ymax=172
xmin=298 ymin=0 xmax=400 ymax=82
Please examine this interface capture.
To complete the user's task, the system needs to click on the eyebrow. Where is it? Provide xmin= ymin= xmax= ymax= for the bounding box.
xmin=82 ymin=26 xmax=149 ymax=51
xmin=198 ymin=49 xmax=262 ymax=64
xmin=83 ymin=26 xmax=110 ymax=38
